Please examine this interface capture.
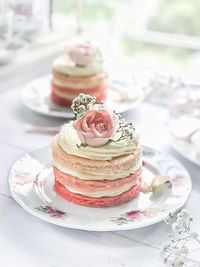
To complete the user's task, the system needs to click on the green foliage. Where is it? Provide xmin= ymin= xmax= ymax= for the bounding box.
xmin=53 ymin=0 xmax=115 ymax=21
xmin=148 ymin=0 xmax=200 ymax=36
xmin=122 ymin=38 xmax=193 ymax=67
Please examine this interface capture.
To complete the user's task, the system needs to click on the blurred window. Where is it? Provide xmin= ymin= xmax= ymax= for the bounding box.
xmin=1 ymin=0 xmax=200 ymax=77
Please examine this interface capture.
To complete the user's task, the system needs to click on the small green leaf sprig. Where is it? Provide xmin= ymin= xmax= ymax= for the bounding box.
xmin=107 ymin=114 xmax=136 ymax=144
xmin=76 ymin=143 xmax=88 ymax=148
xmin=116 ymin=117 xmax=135 ymax=142
xmin=71 ymin=93 xmax=96 ymax=119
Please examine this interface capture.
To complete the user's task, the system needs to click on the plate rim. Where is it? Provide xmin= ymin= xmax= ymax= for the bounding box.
xmin=8 ymin=146 xmax=192 ymax=231
xmin=20 ymin=87 xmax=74 ymax=119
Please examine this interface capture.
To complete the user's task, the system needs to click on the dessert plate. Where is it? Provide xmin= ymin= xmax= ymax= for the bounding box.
xmin=169 ymin=117 xmax=200 ymax=166
xmin=20 ymin=75 xmax=143 ymax=118
xmin=9 ymin=146 xmax=191 ymax=231
xmin=170 ymin=135 xmax=200 ymax=166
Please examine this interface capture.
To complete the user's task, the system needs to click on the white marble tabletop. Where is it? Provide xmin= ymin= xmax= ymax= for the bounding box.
xmin=0 ymin=77 xmax=200 ymax=267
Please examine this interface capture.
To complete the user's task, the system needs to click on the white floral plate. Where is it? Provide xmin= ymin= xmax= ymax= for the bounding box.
xmin=9 ymin=146 xmax=191 ymax=231
xmin=20 ymin=75 xmax=143 ymax=118
xmin=169 ymin=117 xmax=200 ymax=166
xmin=170 ymin=135 xmax=200 ymax=166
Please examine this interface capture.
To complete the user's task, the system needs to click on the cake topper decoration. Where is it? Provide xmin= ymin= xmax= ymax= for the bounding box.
xmin=68 ymin=43 xmax=97 ymax=66
xmin=71 ymin=94 xmax=136 ymax=147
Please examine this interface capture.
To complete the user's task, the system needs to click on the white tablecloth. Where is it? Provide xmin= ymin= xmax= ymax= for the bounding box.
xmin=1 ymin=83 xmax=200 ymax=267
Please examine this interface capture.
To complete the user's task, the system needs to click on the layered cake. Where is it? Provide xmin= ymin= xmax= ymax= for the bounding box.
xmin=51 ymin=42 xmax=107 ymax=106
xmin=52 ymin=94 xmax=142 ymax=207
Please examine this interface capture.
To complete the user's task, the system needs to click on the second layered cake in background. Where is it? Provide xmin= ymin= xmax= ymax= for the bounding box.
xmin=52 ymin=94 xmax=142 ymax=208
xmin=51 ymin=42 xmax=107 ymax=106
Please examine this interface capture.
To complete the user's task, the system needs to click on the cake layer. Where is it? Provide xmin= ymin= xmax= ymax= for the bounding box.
xmin=51 ymin=81 xmax=107 ymax=105
xmin=63 ymin=182 xmax=138 ymax=197
xmin=55 ymin=180 xmax=141 ymax=207
xmin=51 ymin=89 xmax=106 ymax=106
xmin=51 ymin=80 xmax=107 ymax=94
xmin=51 ymin=92 xmax=74 ymax=106
xmin=53 ymin=159 xmax=141 ymax=180
xmin=57 ymin=122 xmax=140 ymax=160
xmin=52 ymin=70 xmax=107 ymax=89
xmin=51 ymin=88 xmax=105 ymax=102
xmin=53 ymin=166 xmax=142 ymax=197
xmin=52 ymin=136 xmax=141 ymax=175
xmin=53 ymin=55 xmax=103 ymax=77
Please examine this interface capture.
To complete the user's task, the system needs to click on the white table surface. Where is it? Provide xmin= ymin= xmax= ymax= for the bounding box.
xmin=1 ymin=80 xmax=200 ymax=267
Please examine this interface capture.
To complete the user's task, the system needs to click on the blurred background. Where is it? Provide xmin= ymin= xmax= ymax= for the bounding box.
xmin=1 ymin=0 xmax=200 ymax=89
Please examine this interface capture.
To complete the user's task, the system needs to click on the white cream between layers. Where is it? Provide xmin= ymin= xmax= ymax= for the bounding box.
xmin=64 ymin=180 xmax=138 ymax=197
xmin=53 ymin=54 xmax=103 ymax=77
xmin=58 ymin=122 xmax=140 ymax=161
xmin=53 ymin=160 xmax=141 ymax=180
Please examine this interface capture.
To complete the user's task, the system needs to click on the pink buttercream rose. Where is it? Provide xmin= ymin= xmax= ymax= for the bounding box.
xmin=74 ymin=105 xmax=119 ymax=147
xmin=68 ymin=43 xmax=97 ymax=66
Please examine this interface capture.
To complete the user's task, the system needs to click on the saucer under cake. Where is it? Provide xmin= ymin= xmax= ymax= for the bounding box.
xmin=9 ymin=146 xmax=191 ymax=231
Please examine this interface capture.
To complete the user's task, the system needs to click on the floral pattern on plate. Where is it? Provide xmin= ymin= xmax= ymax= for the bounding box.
xmin=35 ymin=205 xmax=66 ymax=219
xmin=111 ymin=208 xmax=165 ymax=225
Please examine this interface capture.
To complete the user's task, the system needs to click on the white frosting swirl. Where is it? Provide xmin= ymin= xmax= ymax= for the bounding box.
xmin=58 ymin=122 xmax=140 ymax=161
xmin=53 ymin=52 xmax=103 ymax=77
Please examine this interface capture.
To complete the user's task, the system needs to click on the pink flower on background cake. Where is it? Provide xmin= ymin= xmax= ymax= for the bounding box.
xmin=68 ymin=43 xmax=97 ymax=66
xmin=73 ymin=104 xmax=119 ymax=147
